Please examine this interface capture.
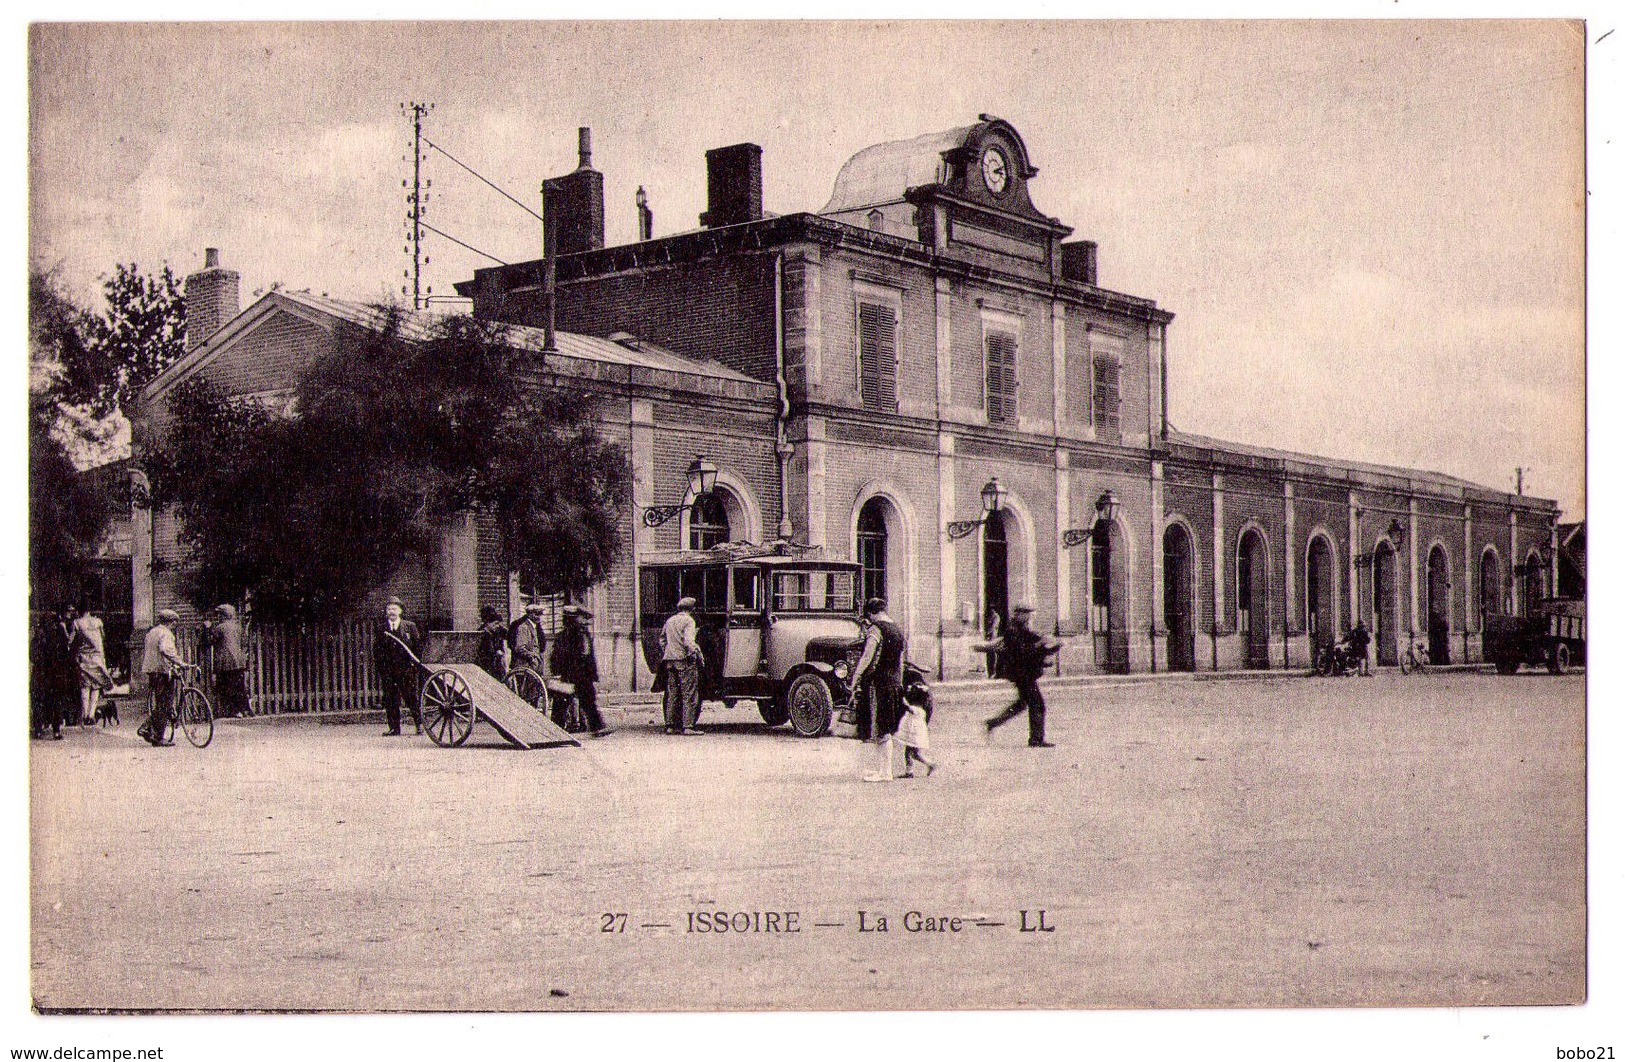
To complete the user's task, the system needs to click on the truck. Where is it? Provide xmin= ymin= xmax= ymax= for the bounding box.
xmin=1483 ymin=597 xmax=1585 ymax=675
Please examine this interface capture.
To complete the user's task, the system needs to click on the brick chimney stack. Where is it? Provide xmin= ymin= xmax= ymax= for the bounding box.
xmin=700 ymin=143 xmax=764 ymax=229
xmin=542 ymin=126 xmax=606 ymax=258
xmin=183 ymin=247 xmax=240 ymax=352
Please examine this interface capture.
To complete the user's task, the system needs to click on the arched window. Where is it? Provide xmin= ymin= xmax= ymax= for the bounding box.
xmin=1523 ymin=550 xmax=1544 ymax=614
xmin=689 ymin=493 xmax=729 ymax=551
xmin=1480 ymin=550 xmax=1502 ymax=617
xmin=857 ymin=499 xmax=888 ymax=605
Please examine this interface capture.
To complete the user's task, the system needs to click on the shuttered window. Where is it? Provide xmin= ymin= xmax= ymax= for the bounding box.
xmin=1092 ymin=355 xmax=1120 ymax=438
xmin=985 ymin=330 xmax=1018 ymax=424
xmin=857 ymin=301 xmax=898 ymax=411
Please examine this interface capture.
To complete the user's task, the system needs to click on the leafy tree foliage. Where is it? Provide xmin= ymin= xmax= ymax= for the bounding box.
xmin=56 ymin=263 xmax=187 ymax=419
xmin=147 ymin=307 xmax=630 ymax=621
xmin=28 ymin=269 xmax=118 ymax=601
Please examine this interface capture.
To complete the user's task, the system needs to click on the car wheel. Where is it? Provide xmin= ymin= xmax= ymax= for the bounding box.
xmin=1549 ymin=643 xmax=1570 ymax=675
xmin=784 ymin=673 xmax=833 ymax=738
xmin=1494 ymin=658 xmax=1520 ymax=675
xmin=758 ymin=697 xmax=790 ymax=727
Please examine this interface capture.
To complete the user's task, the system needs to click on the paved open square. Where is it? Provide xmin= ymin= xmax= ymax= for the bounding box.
xmin=30 ymin=672 xmax=1584 ymax=1011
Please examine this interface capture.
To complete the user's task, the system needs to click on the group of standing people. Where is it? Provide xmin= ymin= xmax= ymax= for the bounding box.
xmin=29 ymin=604 xmax=116 ymax=739
xmin=471 ymin=598 xmax=610 ymax=738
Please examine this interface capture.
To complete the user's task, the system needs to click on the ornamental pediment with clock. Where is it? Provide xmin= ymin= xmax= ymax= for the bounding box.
xmin=908 ymin=116 xmax=1072 ymax=260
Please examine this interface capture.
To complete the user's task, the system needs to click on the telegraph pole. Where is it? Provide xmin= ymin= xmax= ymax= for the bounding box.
xmin=401 ymin=101 xmax=434 ymax=309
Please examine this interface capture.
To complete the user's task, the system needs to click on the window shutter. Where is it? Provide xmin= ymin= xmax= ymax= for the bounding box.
xmin=986 ymin=331 xmax=1017 ymax=424
xmin=1092 ymin=356 xmax=1120 ymax=436
xmin=858 ymin=302 xmax=898 ymax=411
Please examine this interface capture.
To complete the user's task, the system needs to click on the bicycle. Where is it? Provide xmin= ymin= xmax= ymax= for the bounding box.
xmin=1399 ymin=641 xmax=1431 ymax=675
xmin=146 ymin=663 xmax=216 ymax=748
xmin=502 ymin=666 xmax=586 ymax=733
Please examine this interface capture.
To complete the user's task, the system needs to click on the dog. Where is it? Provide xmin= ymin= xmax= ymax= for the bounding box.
xmin=96 ymin=698 xmax=120 ymax=727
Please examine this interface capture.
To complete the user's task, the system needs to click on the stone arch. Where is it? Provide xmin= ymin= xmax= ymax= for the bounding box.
xmin=984 ymin=487 xmax=1039 ymax=625
xmin=1304 ymin=528 xmax=1340 ymax=659
xmin=1371 ymin=534 xmax=1401 ymax=666
xmin=678 ymin=470 xmax=764 ymax=548
xmin=1522 ymin=548 xmax=1545 ymax=615
xmin=1235 ymin=521 xmax=1272 ymax=669
xmin=1162 ymin=514 xmax=1200 ymax=672
xmin=1426 ymin=539 xmax=1453 ymax=663
xmin=1480 ymin=545 xmax=1504 ymax=618
xmin=850 ymin=480 xmax=921 ymax=642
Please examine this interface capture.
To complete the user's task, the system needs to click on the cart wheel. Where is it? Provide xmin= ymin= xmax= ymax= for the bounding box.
xmin=503 ymin=667 xmax=550 ymax=716
xmin=1494 ymin=658 xmax=1520 ymax=675
xmin=177 ymin=687 xmax=214 ymax=748
xmin=421 ymin=670 xmax=475 ymax=747
xmin=1548 ymin=643 xmax=1570 ymax=675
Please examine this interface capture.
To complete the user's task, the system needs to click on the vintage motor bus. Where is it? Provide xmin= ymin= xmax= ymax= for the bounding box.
xmin=638 ymin=543 xmax=866 ymax=736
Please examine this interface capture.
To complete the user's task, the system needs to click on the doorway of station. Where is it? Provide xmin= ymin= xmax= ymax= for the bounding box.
xmin=1306 ymin=535 xmax=1337 ymax=663
xmin=1163 ymin=524 xmax=1195 ymax=672
xmin=1373 ymin=542 xmax=1399 ymax=666
xmin=1238 ymin=529 xmax=1270 ymax=670
xmin=1427 ymin=545 xmax=1451 ymax=664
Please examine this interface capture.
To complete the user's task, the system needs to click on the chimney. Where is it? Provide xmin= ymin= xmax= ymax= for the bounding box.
xmin=183 ymin=247 xmax=240 ymax=353
xmin=1060 ymin=240 xmax=1098 ymax=287
xmin=636 ymin=186 xmax=653 ymax=241
xmin=699 ymin=143 xmax=763 ymax=229
xmin=542 ymin=126 xmax=606 ymax=258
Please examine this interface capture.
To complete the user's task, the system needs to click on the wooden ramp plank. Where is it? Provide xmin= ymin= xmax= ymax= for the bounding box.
xmin=440 ymin=665 xmax=580 ymax=750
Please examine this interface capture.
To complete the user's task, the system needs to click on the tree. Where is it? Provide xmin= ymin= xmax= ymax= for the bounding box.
xmin=28 ymin=269 xmax=118 ymax=602
xmin=55 ymin=262 xmax=187 ymax=420
xmin=146 ymin=308 xmax=631 ymax=621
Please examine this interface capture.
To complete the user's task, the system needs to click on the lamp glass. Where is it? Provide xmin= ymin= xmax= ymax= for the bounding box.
xmin=981 ymin=477 xmax=1004 ymax=515
xmin=1096 ymin=490 xmax=1121 ymax=526
xmin=689 ymin=456 xmax=719 ymax=498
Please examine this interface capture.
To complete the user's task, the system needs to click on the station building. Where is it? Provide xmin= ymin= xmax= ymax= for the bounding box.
xmin=457 ymin=117 xmax=1561 ymax=679
xmin=138 ymin=117 xmax=1562 ymax=689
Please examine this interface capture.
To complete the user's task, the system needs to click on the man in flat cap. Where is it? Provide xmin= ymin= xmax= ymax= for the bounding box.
xmin=508 ymin=599 xmax=549 ymax=676
xmin=976 ymin=603 xmax=1060 ymax=747
xmin=661 ymin=596 xmax=705 ymax=734
xmin=373 ymin=596 xmax=422 ymax=736
xmin=139 ymin=609 xmax=190 ymax=746
xmin=552 ymin=604 xmax=610 ymax=737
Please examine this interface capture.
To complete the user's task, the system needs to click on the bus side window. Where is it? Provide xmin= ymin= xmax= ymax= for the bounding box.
xmin=703 ymin=568 xmax=728 ymax=612
xmin=732 ymin=567 xmax=760 ymax=611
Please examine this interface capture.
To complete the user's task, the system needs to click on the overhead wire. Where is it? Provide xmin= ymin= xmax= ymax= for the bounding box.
xmin=422 ymin=135 xmax=546 ymax=224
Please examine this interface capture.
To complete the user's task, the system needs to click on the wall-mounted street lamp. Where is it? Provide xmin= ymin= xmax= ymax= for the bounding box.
xmin=1061 ymin=490 xmax=1123 ymax=549
xmin=947 ymin=477 xmax=1007 ymax=540
xmin=1354 ymin=518 xmax=1407 ymax=568
xmin=642 ymin=455 xmax=719 ymax=528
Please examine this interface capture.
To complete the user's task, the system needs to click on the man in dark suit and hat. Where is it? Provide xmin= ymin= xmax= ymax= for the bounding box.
xmin=373 ymin=596 xmax=423 ymax=736
xmin=977 ymin=602 xmax=1061 ymax=748
xmin=552 ymin=604 xmax=611 ymax=737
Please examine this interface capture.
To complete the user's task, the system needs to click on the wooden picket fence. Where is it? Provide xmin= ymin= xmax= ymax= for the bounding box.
xmin=177 ymin=619 xmax=382 ymax=716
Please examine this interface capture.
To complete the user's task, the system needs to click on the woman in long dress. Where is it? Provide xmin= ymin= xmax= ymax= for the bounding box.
xmin=69 ymin=604 xmax=113 ymax=726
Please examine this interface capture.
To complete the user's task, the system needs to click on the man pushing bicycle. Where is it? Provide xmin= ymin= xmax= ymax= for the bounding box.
xmin=138 ymin=608 xmax=192 ymax=747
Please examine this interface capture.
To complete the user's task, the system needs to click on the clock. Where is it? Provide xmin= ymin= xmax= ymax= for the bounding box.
xmin=980 ymin=147 xmax=1009 ymax=195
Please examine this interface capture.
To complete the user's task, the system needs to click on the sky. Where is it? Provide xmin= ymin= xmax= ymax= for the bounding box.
xmin=28 ymin=20 xmax=1587 ymax=514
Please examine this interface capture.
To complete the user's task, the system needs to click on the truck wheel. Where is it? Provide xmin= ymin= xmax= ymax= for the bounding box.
xmin=758 ymin=697 xmax=790 ymax=727
xmin=1548 ymin=643 xmax=1570 ymax=675
xmin=1494 ymin=658 xmax=1520 ymax=675
xmin=784 ymin=674 xmax=833 ymax=738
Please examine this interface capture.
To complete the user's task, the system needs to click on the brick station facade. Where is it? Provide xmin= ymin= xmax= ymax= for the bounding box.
xmin=138 ymin=116 xmax=1561 ymax=688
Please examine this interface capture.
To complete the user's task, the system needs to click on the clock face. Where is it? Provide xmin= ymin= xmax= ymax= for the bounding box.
xmin=980 ymin=147 xmax=1009 ymax=194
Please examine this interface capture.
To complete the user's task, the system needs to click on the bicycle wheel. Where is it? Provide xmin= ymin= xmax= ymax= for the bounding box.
xmin=503 ymin=667 xmax=550 ymax=716
xmin=177 ymin=687 xmax=214 ymax=748
xmin=1399 ymin=649 xmax=1414 ymax=675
